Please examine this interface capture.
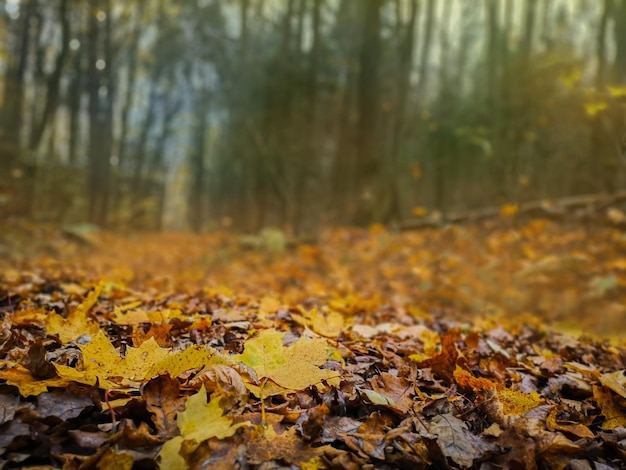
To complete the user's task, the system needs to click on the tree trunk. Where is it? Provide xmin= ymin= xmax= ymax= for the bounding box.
xmin=87 ymin=0 xmax=113 ymax=227
xmin=354 ymin=0 xmax=383 ymax=225
xmin=188 ymin=88 xmax=209 ymax=232
xmin=117 ymin=2 xmax=146 ymax=169
xmin=613 ymin=0 xmax=626 ymax=83
xmin=0 ymin=0 xmax=36 ymax=169
xmin=389 ymin=0 xmax=418 ymax=223
xmin=416 ymin=0 xmax=435 ymax=99
xmin=597 ymin=0 xmax=613 ymax=88
xmin=29 ymin=0 xmax=70 ymax=153
xmin=520 ymin=0 xmax=537 ymax=66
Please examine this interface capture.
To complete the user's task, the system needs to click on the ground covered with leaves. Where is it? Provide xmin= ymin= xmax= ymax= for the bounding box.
xmin=1 ymin=219 xmax=626 ymax=469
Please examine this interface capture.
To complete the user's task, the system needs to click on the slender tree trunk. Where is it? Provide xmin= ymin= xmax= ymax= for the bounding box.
xmin=131 ymin=73 xmax=162 ymax=191
xmin=416 ymin=0 xmax=435 ymax=100
xmin=0 ymin=0 xmax=35 ymax=169
xmin=148 ymin=93 xmax=182 ymax=230
xmin=117 ymin=2 xmax=146 ymax=169
xmin=354 ymin=0 xmax=383 ymax=224
xmin=87 ymin=0 xmax=113 ymax=226
xmin=520 ymin=0 xmax=537 ymax=66
xmin=613 ymin=0 xmax=626 ymax=83
xmin=597 ymin=0 xmax=613 ymax=88
xmin=188 ymin=88 xmax=209 ymax=232
xmin=331 ymin=0 xmax=359 ymax=223
xmin=67 ymin=4 xmax=85 ymax=166
xmin=389 ymin=0 xmax=418 ymax=222
xmin=30 ymin=0 xmax=70 ymax=153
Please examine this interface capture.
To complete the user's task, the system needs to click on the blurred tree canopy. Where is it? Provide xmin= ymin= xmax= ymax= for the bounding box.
xmin=1 ymin=0 xmax=626 ymax=232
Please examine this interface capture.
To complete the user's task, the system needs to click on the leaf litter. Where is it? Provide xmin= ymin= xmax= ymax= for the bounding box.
xmin=0 ymin=220 xmax=626 ymax=468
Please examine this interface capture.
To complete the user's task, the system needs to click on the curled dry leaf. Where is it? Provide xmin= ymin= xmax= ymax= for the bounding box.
xmin=188 ymin=364 xmax=248 ymax=397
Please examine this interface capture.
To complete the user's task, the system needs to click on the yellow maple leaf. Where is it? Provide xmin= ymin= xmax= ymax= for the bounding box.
xmin=145 ymin=344 xmax=229 ymax=379
xmin=45 ymin=283 xmax=103 ymax=343
xmin=109 ymin=306 xmax=150 ymax=325
xmin=593 ymin=385 xmax=626 ymax=429
xmin=158 ymin=386 xmax=251 ymax=466
xmin=0 ymin=361 xmax=69 ymax=397
xmin=54 ymin=330 xmax=169 ymax=389
xmin=232 ymin=329 xmax=340 ymax=396
xmin=292 ymin=308 xmax=347 ymax=338
xmin=599 ymin=370 xmax=626 ymax=399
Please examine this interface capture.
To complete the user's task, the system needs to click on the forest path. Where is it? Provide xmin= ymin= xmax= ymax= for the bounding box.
xmin=0 ymin=220 xmax=625 ymax=468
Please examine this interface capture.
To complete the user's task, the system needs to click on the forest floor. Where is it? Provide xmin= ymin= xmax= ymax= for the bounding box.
xmin=0 ymin=218 xmax=626 ymax=469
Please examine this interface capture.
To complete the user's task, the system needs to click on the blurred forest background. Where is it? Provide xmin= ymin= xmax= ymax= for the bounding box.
xmin=1 ymin=0 xmax=626 ymax=233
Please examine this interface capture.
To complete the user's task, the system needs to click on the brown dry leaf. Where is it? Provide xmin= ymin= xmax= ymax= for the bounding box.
xmin=25 ymin=339 xmax=58 ymax=379
xmin=185 ymin=436 xmax=249 ymax=470
xmin=546 ymin=408 xmax=594 ymax=439
xmin=188 ymin=364 xmax=247 ymax=397
xmin=430 ymin=413 xmax=497 ymax=468
xmin=247 ymin=426 xmax=329 ymax=468
xmin=0 ymin=393 xmax=22 ymax=425
xmin=142 ymin=375 xmax=186 ymax=436
xmin=370 ymin=373 xmax=414 ymax=413
xmin=36 ymin=389 xmax=94 ymax=420
xmin=96 ymin=449 xmax=134 ymax=470
xmin=414 ymin=329 xmax=459 ymax=382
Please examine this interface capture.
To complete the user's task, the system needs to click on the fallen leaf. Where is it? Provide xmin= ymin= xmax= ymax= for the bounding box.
xmin=414 ymin=330 xmax=459 ymax=382
xmin=599 ymin=370 xmax=626 ymax=400
xmin=145 ymin=344 xmax=228 ymax=379
xmin=369 ymin=373 xmax=414 ymax=413
xmin=232 ymin=329 xmax=341 ymax=395
xmin=430 ymin=413 xmax=497 ymax=468
xmin=188 ymin=364 xmax=248 ymax=397
xmin=0 ymin=393 xmax=22 ymax=425
xmin=158 ymin=385 xmax=251 ymax=463
xmin=54 ymin=331 xmax=169 ymax=389
xmin=593 ymin=385 xmax=626 ymax=429
xmin=45 ymin=283 xmax=103 ymax=343
xmin=0 ymin=361 xmax=69 ymax=396
xmin=142 ymin=375 xmax=186 ymax=436
xmin=247 ymin=426 xmax=328 ymax=468
xmin=293 ymin=308 xmax=346 ymax=338
xmin=96 ymin=449 xmax=134 ymax=470
xmin=36 ymin=389 xmax=94 ymax=420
